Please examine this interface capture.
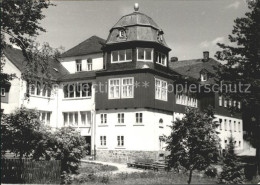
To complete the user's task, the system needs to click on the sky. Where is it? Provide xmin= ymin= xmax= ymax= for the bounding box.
xmin=36 ymin=0 xmax=249 ymax=61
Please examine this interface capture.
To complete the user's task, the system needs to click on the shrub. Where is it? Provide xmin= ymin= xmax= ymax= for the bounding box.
xmin=1 ymin=108 xmax=49 ymax=160
xmin=33 ymin=127 xmax=87 ymax=174
xmin=100 ymin=174 xmax=110 ymax=184
xmin=50 ymin=127 xmax=87 ymax=173
xmin=61 ymin=171 xmax=73 ymax=184
xmin=205 ymin=167 xmax=218 ymax=178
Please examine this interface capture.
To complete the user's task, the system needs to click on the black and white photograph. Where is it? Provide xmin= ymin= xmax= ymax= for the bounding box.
xmin=1 ymin=0 xmax=260 ymax=184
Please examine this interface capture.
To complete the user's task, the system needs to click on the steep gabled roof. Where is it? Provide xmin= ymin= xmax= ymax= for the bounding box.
xmin=169 ymin=58 xmax=222 ymax=84
xmin=61 ymin=35 xmax=106 ymax=58
xmin=3 ymin=46 xmax=69 ymax=80
xmin=3 ymin=46 xmax=27 ymax=71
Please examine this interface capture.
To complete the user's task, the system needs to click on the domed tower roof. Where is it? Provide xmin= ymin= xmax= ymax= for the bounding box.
xmin=106 ymin=4 xmax=170 ymax=49
xmin=112 ymin=12 xmax=160 ymax=30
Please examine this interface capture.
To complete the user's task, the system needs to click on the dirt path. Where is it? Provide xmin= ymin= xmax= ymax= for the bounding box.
xmin=81 ymin=159 xmax=144 ymax=174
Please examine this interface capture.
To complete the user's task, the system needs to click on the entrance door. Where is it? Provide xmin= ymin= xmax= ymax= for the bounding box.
xmin=85 ymin=136 xmax=91 ymax=155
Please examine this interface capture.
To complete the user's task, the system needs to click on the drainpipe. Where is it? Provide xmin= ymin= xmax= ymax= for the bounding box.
xmin=56 ymin=84 xmax=59 ymax=129
xmin=94 ymin=101 xmax=97 ymax=159
xmin=91 ymin=84 xmax=96 ymax=160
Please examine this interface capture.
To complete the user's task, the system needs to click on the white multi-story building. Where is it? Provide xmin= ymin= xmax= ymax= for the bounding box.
xmin=1 ymin=5 xmax=245 ymax=162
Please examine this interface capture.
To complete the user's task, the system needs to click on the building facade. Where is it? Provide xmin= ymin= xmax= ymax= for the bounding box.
xmin=1 ymin=5 xmax=244 ymax=162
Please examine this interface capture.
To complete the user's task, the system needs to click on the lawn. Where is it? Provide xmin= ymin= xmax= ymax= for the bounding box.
xmin=109 ymin=171 xmax=217 ymax=184
xmin=78 ymin=162 xmax=118 ymax=174
xmin=72 ymin=162 xmax=258 ymax=184
xmin=72 ymin=163 xmax=218 ymax=184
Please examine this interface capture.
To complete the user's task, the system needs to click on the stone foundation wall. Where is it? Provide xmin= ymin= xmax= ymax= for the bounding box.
xmin=96 ymin=150 xmax=169 ymax=163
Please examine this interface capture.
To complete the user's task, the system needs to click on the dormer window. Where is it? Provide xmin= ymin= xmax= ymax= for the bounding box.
xmin=200 ymin=69 xmax=209 ymax=82
xmin=119 ymin=30 xmax=125 ymax=38
xmin=157 ymin=29 xmax=164 ymax=42
xmin=118 ymin=29 xmax=127 ymax=39
xmin=201 ymin=73 xmax=208 ymax=81
xmin=76 ymin=59 xmax=82 ymax=72
xmin=1 ymin=88 xmax=5 ymax=96
xmin=87 ymin=58 xmax=92 ymax=71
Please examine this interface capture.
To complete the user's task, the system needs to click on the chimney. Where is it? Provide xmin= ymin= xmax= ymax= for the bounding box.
xmin=203 ymin=51 xmax=209 ymax=61
xmin=170 ymin=57 xmax=178 ymax=62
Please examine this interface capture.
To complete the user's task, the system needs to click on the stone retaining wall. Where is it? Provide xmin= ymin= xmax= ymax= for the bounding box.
xmin=96 ymin=150 xmax=168 ymax=163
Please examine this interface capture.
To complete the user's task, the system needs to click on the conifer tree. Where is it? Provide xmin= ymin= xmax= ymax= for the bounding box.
xmin=219 ymin=136 xmax=245 ymax=184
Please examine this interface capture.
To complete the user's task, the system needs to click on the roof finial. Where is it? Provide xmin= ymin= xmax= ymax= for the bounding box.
xmin=134 ymin=3 xmax=139 ymax=12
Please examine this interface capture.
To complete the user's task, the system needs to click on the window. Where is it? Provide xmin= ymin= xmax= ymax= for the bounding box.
xmin=76 ymin=59 xmax=82 ymax=72
xmin=100 ymin=136 xmax=106 ymax=146
xmin=1 ymin=88 xmax=5 ymax=96
xmin=109 ymin=79 xmax=120 ymax=99
xmin=119 ymin=30 xmax=124 ymax=38
xmin=158 ymin=33 xmax=163 ymax=42
xmin=238 ymin=122 xmax=241 ymax=132
xmin=63 ymin=112 xmax=78 ymax=126
xmin=155 ymin=52 xmax=167 ymax=66
xmin=176 ymin=94 xmax=198 ymax=108
xmin=118 ymin=113 xmax=124 ymax=124
xmin=233 ymin=100 xmax=236 ymax=107
xmin=64 ymin=113 xmax=68 ymax=126
xmin=224 ymin=119 xmax=227 ymax=131
xmin=36 ymin=81 xmax=41 ymax=95
xmin=234 ymin=121 xmax=236 ymax=132
xmin=87 ymin=58 xmax=92 ymax=71
xmin=119 ymin=29 xmax=126 ymax=38
xmin=63 ymin=83 xmax=92 ymax=99
xmin=229 ymin=100 xmax=232 ymax=107
xmin=224 ymin=99 xmax=227 ymax=107
xmin=239 ymin=141 xmax=241 ymax=147
xmin=29 ymin=81 xmax=51 ymax=98
xmin=136 ymin=113 xmax=143 ymax=123
xmin=219 ymin=119 xmax=223 ymax=130
xmin=111 ymin=49 xmax=132 ymax=63
xmin=155 ymin=78 xmax=167 ymax=101
xmin=126 ymin=49 xmax=132 ymax=60
xmin=30 ymin=83 xmax=36 ymax=95
xmin=159 ymin=136 xmax=164 ymax=150
xmin=159 ymin=118 xmax=163 ymax=126
xmin=101 ymin=114 xmax=107 ymax=124
xmin=229 ymin=120 xmax=232 ymax=131
xmin=40 ymin=111 xmax=51 ymax=125
xmin=81 ymin=112 xmax=91 ymax=125
xmin=121 ymin=78 xmax=134 ymax=98
xmin=137 ymin=48 xmax=153 ymax=61
xmin=201 ymin=73 xmax=208 ymax=82
xmin=82 ymin=83 xmax=92 ymax=97
xmin=238 ymin=101 xmax=241 ymax=109
xmin=81 ymin=113 xmax=86 ymax=125
xmin=117 ymin=136 xmax=124 ymax=147
xmin=42 ymin=85 xmax=51 ymax=97
xmin=109 ymin=78 xmax=134 ymax=99
xmin=219 ymin=96 xmax=222 ymax=106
